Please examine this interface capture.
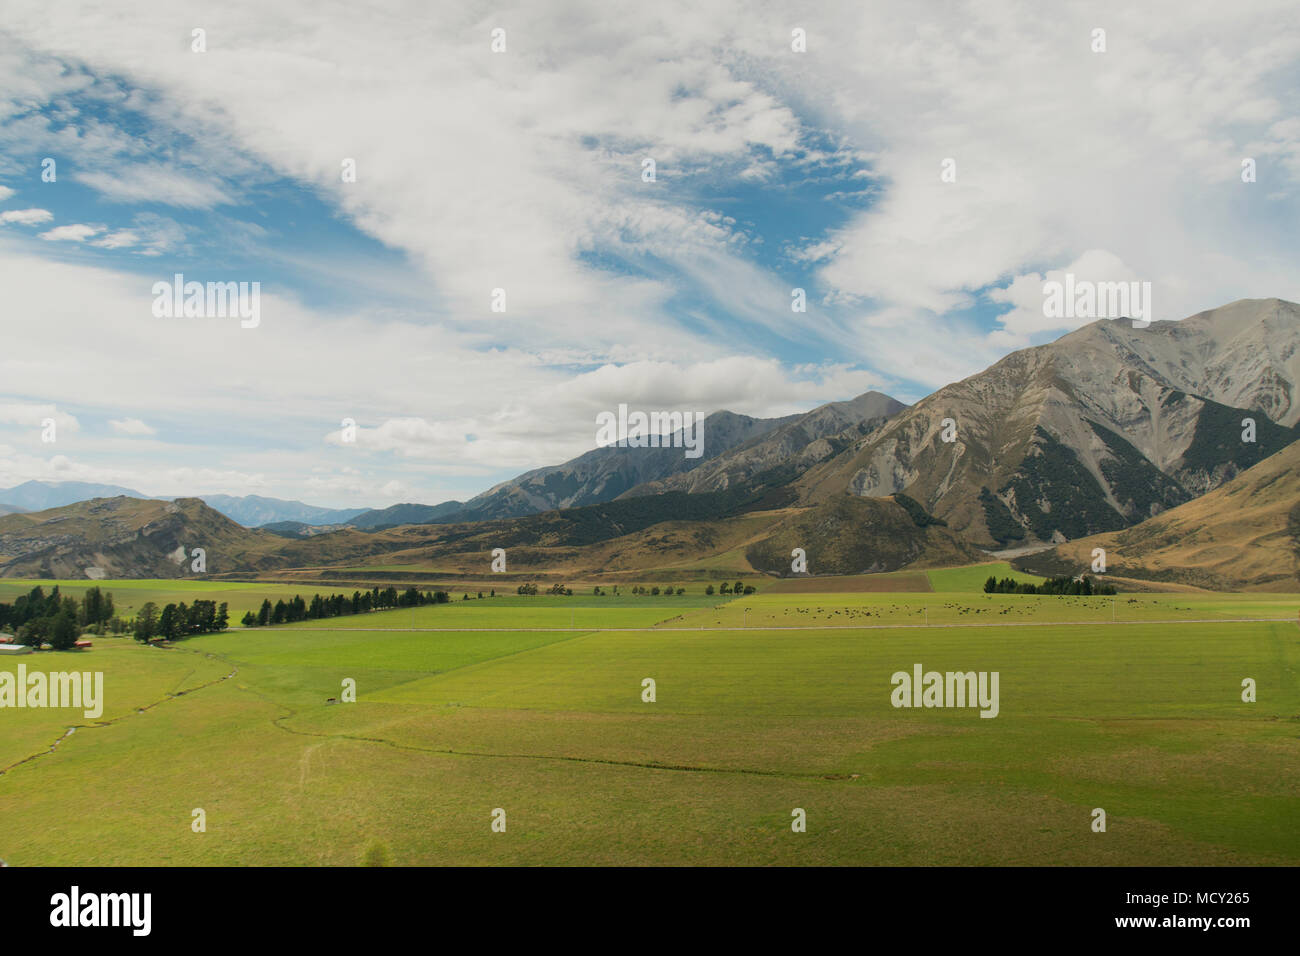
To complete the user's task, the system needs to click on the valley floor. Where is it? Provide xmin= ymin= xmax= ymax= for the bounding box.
xmin=1 ymin=578 xmax=1297 ymax=866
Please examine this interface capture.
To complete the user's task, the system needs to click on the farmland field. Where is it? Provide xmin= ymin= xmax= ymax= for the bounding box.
xmin=1 ymin=570 xmax=1297 ymax=866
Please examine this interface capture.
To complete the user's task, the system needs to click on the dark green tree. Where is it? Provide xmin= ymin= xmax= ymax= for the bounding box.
xmin=134 ymin=602 xmax=159 ymax=642
xmin=158 ymin=603 xmax=179 ymax=640
xmin=50 ymin=607 xmax=80 ymax=650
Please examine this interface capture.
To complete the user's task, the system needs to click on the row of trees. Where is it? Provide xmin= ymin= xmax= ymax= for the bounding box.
xmin=0 ymin=585 xmax=126 ymax=650
xmin=707 ymin=581 xmax=754 ymax=596
xmin=983 ymin=574 xmax=1117 ymax=596
xmin=133 ymin=600 xmax=229 ymax=642
xmin=240 ymin=586 xmax=450 ymax=627
xmin=515 ymin=583 xmax=574 ymax=595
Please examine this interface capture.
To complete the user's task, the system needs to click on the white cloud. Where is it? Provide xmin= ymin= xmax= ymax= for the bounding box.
xmin=7 ymin=0 xmax=1290 ymax=364
xmin=329 ymin=357 xmax=886 ymax=465
xmin=0 ymin=247 xmax=860 ymax=502
xmin=108 ymin=417 xmax=156 ymax=436
xmin=988 ymin=250 xmax=1144 ymax=346
xmin=0 ymin=208 xmax=53 ymax=225
xmin=38 ymin=223 xmax=100 ymax=242
xmin=0 ymin=403 xmax=80 ymax=433
xmin=800 ymin=1 xmax=1300 ymax=325
xmin=0 ymin=1 xmax=813 ymax=352
xmin=92 ymin=230 xmax=138 ymax=249
xmin=0 ymin=185 xmax=14 ymax=201
xmin=75 ymin=165 xmax=230 ymax=209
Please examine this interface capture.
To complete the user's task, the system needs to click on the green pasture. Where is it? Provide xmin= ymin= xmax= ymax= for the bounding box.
xmin=1 ymin=571 xmax=1296 ymax=866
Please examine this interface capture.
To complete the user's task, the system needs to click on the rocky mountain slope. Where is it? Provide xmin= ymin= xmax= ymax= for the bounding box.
xmin=620 ymin=391 xmax=906 ymax=498
xmin=794 ymin=298 xmax=1300 ymax=548
xmin=445 ymin=407 xmax=799 ymax=522
xmin=1014 ymin=439 xmax=1300 ymax=591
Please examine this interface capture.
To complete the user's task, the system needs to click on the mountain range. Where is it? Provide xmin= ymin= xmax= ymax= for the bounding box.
xmin=345 ymin=391 xmax=907 ymax=529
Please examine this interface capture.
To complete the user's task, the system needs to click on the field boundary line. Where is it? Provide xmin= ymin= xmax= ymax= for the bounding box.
xmin=264 ymin=719 xmax=829 ymax=780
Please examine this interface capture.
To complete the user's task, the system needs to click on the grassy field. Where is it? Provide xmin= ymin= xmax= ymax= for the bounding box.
xmin=925 ymin=561 xmax=1038 ymax=592
xmin=1 ymin=567 xmax=1297 ymax=866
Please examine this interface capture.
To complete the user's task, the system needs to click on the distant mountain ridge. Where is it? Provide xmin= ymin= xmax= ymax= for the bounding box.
xmin=347 ymin=500 xmax=466 ymax=529
xmin=0 ymin=480 xmax=152 ymax=511
xmin=451 ymin=408 xmax=803 ymax=523
xmin=0 ymin=483 xmax=373 ymax=529
xmin=193 ymin=494 xmax=369 ymax=528
xmin=344 ymin=392 xmax=909 ymax=528
xmin=621 ymin=391 xmax=907 ymax=498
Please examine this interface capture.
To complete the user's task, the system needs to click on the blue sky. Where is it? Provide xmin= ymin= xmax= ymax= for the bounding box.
xmin=1 ymin=0 xmax=1298 ymax=508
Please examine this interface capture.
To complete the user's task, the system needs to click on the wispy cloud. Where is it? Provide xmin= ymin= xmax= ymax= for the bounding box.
xmin=76 ymin=165 xmax=230 ymax=209
xmin=108 ymin=417 xmax=156 ymax=436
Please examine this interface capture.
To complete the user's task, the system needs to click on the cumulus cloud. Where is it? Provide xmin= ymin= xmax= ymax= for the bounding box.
xmin=38 ymin=223 xmax=100 ymax=242
xmin=988 ymin=250 xmax=1144 ymax=346
xmin=0 ymin=208 xmax=53 ymax=225
xmin=801 ymin=1 xmax=1300 ymax=325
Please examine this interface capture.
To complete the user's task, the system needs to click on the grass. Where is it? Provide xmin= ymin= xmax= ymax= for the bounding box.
xmin=1 ymin=566 xmax=1297 ymax=866
xmin=925 ymin=561 xmax=1042 ymax=592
